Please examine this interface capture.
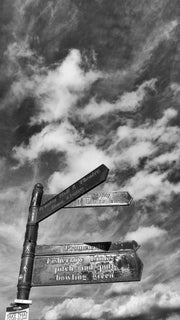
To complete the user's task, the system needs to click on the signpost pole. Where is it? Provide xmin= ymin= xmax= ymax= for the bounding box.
xmin=17 ymin=183 xmax=43 ymax=300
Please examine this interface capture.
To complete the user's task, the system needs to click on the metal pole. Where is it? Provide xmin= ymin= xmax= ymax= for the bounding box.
xmin=17 ymin=183 xmax=43 ymax=300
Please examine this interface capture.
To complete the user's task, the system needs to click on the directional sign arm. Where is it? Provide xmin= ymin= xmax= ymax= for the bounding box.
xmin=35 ymin=241 xmax=139 ymax=256
xmin=37 ymin=164 xmax=109 ymax=223
xmin=42 ymin=191 xmax=133 ymax=207
xmin=32 ymin=249 xmax=143 ymax=286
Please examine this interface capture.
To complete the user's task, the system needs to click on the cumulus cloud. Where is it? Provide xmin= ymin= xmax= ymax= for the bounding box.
xmin=80 ymin=78 xmax=157 ymax=120
xmin=48 ymin=144 xmax=111 ymax=192
xmin=41 ymin=284 xmax=180 ymax=320
xmin=30 ymin=49 xmax=102 ymax=124
xmin=124 ymin=225 xmax=167 ymax=244
xmin=42 ymin=297 xmax=103 ymax=320
xmin=111 ymin=107 xmax=179 ymax=167
xmin=13 ymin=102 xmax=180 ymax=202
xmin=167 ymin=315 xmax=180 ymax=320
xmin=105 ymin=282 xmax=139 ymax=298
xmin=125 ymin=169 xmax=180 ymax=202
xmin=13 ymin=119 xmax=112 ymax=190
xmin=116 ymin=108 xmax=178 ymax=147
xmin=13 ymin=121 xmax=78 ymax=164
xmin=4 ymin=47 xmax=101 ymax=115
xmin=12 ymin=48 xmax=112 ymax=189
xmin=170 ymin=82 xmax=180 ymax=95
xmin=0 ymin=221 xmax=25 ymax=249
xmin=104 ymin=107 xmax=180 ymax=201
xmin=111 ymin=284 xmax=180 ymax=319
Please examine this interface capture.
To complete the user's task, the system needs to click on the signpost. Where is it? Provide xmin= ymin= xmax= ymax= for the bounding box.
xmin=37 ymin=164 xmax=109 ymax=223
xmin=42 ymin=191 xmax=132 ymax=207
xmin=5 ymin=163 xmax=143 ymax=319
xmin=16 ymin=164 xmax=109 ymax=301
xmin=17 ymin=183 xmax=43 ymax=301
xmin=32 ymin=244 xmax=143 ymax=286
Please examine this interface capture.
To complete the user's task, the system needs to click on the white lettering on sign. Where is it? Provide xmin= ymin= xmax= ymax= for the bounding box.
xmin=63 ymin=244 xmax=106 ymax=252
xmin=32 ymin=250 xmax=143 ymax=286
xmin=48 ymin=253 xmax=134 ymax=282
xmin=46 ymin=256 xmax=84 ymax=264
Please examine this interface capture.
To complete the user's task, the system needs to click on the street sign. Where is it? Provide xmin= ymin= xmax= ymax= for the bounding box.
xmin=42 ymin=191 xmax=133 ymax=207
xmin=35 ymin=241 xmax=139 ymax=256
xmin=32 ymin=251 xmax=143 ymax=286
xmin=37 ymin=164 xmax=109 ymax=223
xmin=5 ymin=305 xmax=29 ymax=320
xmin=32 ymin=241 xmax=143 ymax=287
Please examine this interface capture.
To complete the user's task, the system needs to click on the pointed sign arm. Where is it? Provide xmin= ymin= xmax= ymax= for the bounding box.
xmin=36 ymin=164 xmax=109 ymax=223
xmin=42 ymin=191 xmax=133 ymax=207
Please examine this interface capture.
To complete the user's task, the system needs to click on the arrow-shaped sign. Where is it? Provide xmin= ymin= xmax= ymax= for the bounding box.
xmin=37 ymin=164 xmax=109 ymax=223
xmin=35 ymin=241 xmax=139 ymax=256
xmin=42 ymin=191 xmax=132 ymax=207
xmin=32 ymin=243 xmax=143 ymax=286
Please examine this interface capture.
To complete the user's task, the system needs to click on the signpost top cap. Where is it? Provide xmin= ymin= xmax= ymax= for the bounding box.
xmin=34 ymin=183 xmax=43 ymax=189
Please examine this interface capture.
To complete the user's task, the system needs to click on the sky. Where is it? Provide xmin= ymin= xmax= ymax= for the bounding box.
xmin=1 ymin=0 xmax=180 ymax=319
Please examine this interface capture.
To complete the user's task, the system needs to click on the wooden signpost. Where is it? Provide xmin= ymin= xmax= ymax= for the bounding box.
xmin=5 ymin=164 xmax=143 ymax=319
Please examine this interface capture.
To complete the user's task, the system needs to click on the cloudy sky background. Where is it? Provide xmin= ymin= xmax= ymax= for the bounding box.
xmin=1 ymin=0 xmax=180 ymax=319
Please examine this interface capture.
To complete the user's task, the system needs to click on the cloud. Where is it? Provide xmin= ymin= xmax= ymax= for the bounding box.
xmin=116 ymin=108 xmax=178 ymax=146
xmin=80 ymin=78 xmax=157 ymax=120
xmin=110 ymin=108 xmax=179 ymax=167
xmin=124 ymin=225 xmax=167 ymax=245
xmin=110 ymin=284 xmax=180 ymax=319
xmin=13 ymin=119 xmax=112 ymax=189
xmin=12 ymin=49 xmax=112 ymax=187
xmin=125 ymin=168 xmax=180 ymax=202
xmin=117 ymin=79 xmax=157 ymax=111
xmin=103 ymin=107 xmax=180 ymax=201
xmin=167 ymin=315 xmax=180 ymax=320
xmin=0 ymin=221 xmax=25 ymax=249
xmin=170 ymin=82 xmax=180 ymax=95
xmin=3 ymin=47 xmax=101 ymax=116
xmin=13 ymin=102 xmax=180 ymax=202
xmin=42 ymin=297 xmax=103 ymax=320
xmin=103 ymin=19 xmax=179 ymax=96
xmin=13 ymin=121 xmax=78 ymax=164
xmin=41 ymin=284 xmax=180 ymax=320
xmin=6 ymin=41 xmax=35 ymax=62
xmin=48 ymin=144 xmax=111 ymax=192
xmin=132 ymin=19 xmax=179 ymax=74
xmin=105 ymin=282 xmax=139 ymax=298
xmin=30 ymin=49 xmax=101 ymax=124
